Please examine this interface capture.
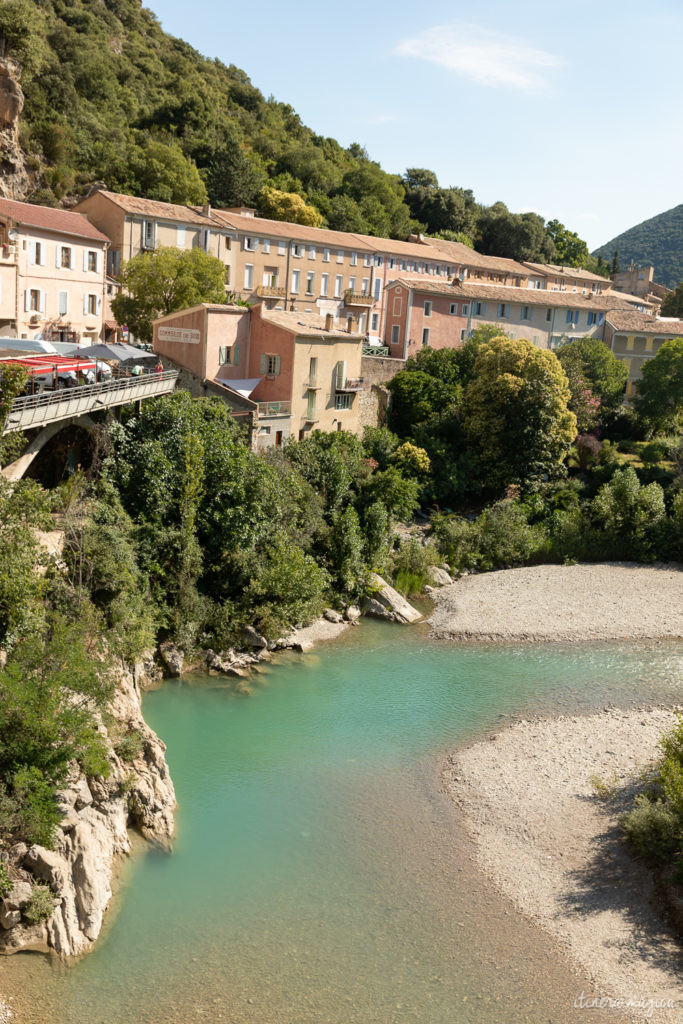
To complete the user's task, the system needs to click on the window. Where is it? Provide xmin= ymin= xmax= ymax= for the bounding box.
xmin=309 ymin=356 xmax=318 ymax=385
xmin=177 ymin=226 xmax=186 ymax=246
xmin=374 ymin=279 xmax=381 ymax=301
xmin=363 ymin=254 xmax=371 ymax=267
xmin=461 ymin=304 xmax=469 ymax=316
xmin=27 ymin=288 xmax=41 ymax=311
xmin=497 ymin=303 xmax=508 ymax=318
xmin=422 ymin=327 xmax=430 ymax=346
xmin=260 ymin=353 xmax=281 ymax=376
xmin=306 ymin=271 xmax=315 ymax=294
xmin=262 ymin=239 xmax=270 ymax=253
xmin=58 ymin=246 xmax=72 ymax=269
xmin=351 ymin=252 xmax=358 ymax=266
xmin=244 ymin=236 xmax=257 ymax=252
xmin=87 ymin=250 xmax=99 ymax=273
xmin=598 ymin=313 xmax=604 ymax=325
xmin=391 ymin=324 xmax=400 ymax=344
xmin=521 ymin=305 xmax=532 ymax=321
xmin=291 ymin=269 xmax=300 ymax=292
xmin=320 ymin=273 xmax=329 ymax=296
xmin=473 ymin=301 xmax=486 ymax=316
xmin=291 ymin=243 xmax=303 ymax=258
xmin=86 ymin=293 xmax=98 ymax=315
xmin=323 ymin=248 xmax=330 ymax=262
xmin=244 ymin=264 xmax=254 ymax=289
xmin=308 ymin=246 xmax=316 ymax=260
xmin=361 ymin=277 xmax=369 ymax=294
xmin=58 ymin=291 xmax=69 ymax=316
xmin=29 ymin=241 xmax=45 ymax=266
xmin=376 ymin=255 xmax=383 ymax=267
xmin=566 ymin=309 xmax=579 ymax=325
xmin=424 ymin=300 xmax=432 ymax=317
xmin=450 ymin=303 xmax=458 ymax=315
xmin=348 ymin=277 xmax=356 ymax=293
xmin=335 ymin=393 xmax=352 ymax=411
xmin=389 ymin=258 xmax=395 ymax=270
xmin=460 ymin=329 xmax=466 ymax=342
xmin=546 ymin=308 xmax=552 ymax=322
xmin=587 ymin=312 xmax=596 ymax=326
xmin=278 ymin=241 xmax=286 ymax=256
xmin=218 ymin=346 xmax=230 ymax=365
xmin=371 ymin=313 xmax=379 ymax=331
xmin=337 ymin=250 xmax=344 ymax=264
xmin=335 ymin=275 xmax=343 ymax=297
xmin=142 ymin=220 xmax=155 ymax=250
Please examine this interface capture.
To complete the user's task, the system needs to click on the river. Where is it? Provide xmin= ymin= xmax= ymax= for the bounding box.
xmin=3 ymin=619 xmax=682 ymax=1023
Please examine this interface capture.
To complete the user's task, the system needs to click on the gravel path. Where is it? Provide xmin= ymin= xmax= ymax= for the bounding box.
xmin=445 ymin=706 xmax=683 ymax=1023
xmin=430 ymin=563 xmax=683 ymax=642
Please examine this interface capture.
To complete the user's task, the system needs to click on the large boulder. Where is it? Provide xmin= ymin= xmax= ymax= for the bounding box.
xmin=345 ymin=605 xmax=361 ymax=623
xmin=427 ymin=565 xmax=453 ymax=587
xmin=242 ymin=626 xmax=268 ymax=649
xmin=158 ymin=642 xmax=184 ymax=677
xmin=362 ymin=574 xmax=422 ymax=624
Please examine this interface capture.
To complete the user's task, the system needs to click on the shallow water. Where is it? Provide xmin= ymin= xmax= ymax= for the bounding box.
xmin=3 ymin=622 xmax=682 ymax=1023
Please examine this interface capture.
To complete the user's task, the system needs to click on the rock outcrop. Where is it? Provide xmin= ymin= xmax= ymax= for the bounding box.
xmin=0 ymin=56 xmax=28 ymax=199
xmin=0 ymin=654 xmax=176 ymax=957
xmin=362 ymin=573 xmax=423 ymax=624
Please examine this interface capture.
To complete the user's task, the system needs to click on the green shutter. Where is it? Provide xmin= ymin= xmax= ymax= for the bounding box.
xmin=260 ymin=354 xmax=267 ymax=374
xmin=274 ymin=355 xmax=281 ymax=375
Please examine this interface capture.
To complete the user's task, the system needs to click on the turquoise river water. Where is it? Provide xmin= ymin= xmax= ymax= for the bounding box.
xmin=3 ymin=620 xmax=683 ymax=1024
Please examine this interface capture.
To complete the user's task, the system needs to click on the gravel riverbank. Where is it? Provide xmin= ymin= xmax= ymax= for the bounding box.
xmin=445 ymin=706 xmax=683 ymax=1023
xmin=430 ymin=563 xmax=683 ymax=642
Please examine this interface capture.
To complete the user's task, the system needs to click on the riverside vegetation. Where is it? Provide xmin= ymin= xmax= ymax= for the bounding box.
xmin=0 ymin=327 xmax=681 ymax=937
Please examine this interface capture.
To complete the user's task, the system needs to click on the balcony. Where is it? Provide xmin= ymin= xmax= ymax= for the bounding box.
xmin=335 ymin=376 xmax=364 ymax=393
xmin=307 ymin=376 xmax=321 ymax=390
xmin=257 ymin=400 xmax=291 ymax=418
xmin=362 ymin=345 xmax=389 ymax=357
xmin=344 ymin=291 xmax=373 ymax=307
xmin=257 ymin=284 xmax=286 ymax=299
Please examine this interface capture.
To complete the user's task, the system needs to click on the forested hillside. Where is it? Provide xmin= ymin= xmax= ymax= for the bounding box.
xmin=0 ymin=0 xmax=597 ymax=264
xmin=593 ymin=205 xmax=683 ymax=289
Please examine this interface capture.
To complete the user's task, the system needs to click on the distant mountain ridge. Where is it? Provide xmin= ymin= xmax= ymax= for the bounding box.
xmin=593 ymin=205 xmax=682 ymax=289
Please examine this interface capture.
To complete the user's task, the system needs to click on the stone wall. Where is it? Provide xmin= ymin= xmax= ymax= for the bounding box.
xmin=356 ymin=354 xmax=404 ymax=430
xmin=361 ymin=354 xmax=406 ymax=386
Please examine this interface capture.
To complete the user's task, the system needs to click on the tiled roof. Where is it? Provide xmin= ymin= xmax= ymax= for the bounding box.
xmin=77 ymin=190 xmax=213 ymax=227
xmin=209 ymin=209 xmax=376 ymax=251
xmin=261 ymin=308 xmax=363 ymax=340
xmin=349 ymin=232 xmax=454 ymax=263
xmin=388 ymin=277 xmax=648 ymax=311
xmin=418 ymin=236 xmax=530 ymax=276
xmin=523 ymin=262 xmax=612 ymax=283
xmin=0 ymin=198 xmax=109 ymax=242
xmin=605 ymin=311 xmax=683 ymax=335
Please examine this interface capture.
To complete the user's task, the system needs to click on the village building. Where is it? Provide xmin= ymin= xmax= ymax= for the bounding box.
xmin=611 ymin=262 xmax=670 ymax=309
xmin=152 ymin=302 xmax=366 ymax=449
xmin=0 ymin=197 xmax=108 ymax=344
xmin=383 ymin=277 xmax=653 ymax=359
xmin=603 ymin=310 xmax=683 ymax=396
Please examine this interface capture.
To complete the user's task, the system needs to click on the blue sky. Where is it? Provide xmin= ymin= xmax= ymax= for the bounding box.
xmin=147 ymin=0 xmax=682 ymax=251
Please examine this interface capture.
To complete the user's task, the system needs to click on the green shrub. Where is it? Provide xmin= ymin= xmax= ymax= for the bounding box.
xmin=391 ymin=538 xmax=435 ymax=596
xmin=115 ymin=731 xmax=144 ymax=763
xmin=0 ymin=862 xmax=12 ymax=899
xmin=621 ymin=794 xmax=680 ymax=861
xmin=617 ymin=439 xmax=638 ymax=455
xmin=641 ymin=441 xmax=667 ymax=465
xmin=23 ymin=884 xmax=54 ymax=925
xmin=10 ymin=767 xmax=61 ymax=849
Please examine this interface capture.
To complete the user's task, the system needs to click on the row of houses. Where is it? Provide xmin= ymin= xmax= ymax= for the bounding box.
xmin=0 ymin=187 xmax=681 ymax=447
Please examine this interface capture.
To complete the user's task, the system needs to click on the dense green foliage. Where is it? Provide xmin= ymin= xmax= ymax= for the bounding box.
xmin=0 ymin=363 xmax=29 ymax=467
xmin=3 ymin=0 xmax=588 ymax=256
xmin=111 ymin=246 xmax=229 ymax=342
xmin=661 ymin=282 xmax=683 ymax=318
xmin=593 ymin=204 xmax=683 ymax=289
xmin=635 ymin=338 xmax=683 ymax=436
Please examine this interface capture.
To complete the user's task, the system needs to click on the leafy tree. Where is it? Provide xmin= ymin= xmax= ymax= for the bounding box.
xmin=111 ymin=246 xmax=228 ymax=342
xmin=612 ymin=249 xmax=620 ymax=274
xmin=326 ymin=506 xmax=366 ymax=597
xmin=635 ymin=338 xmax=683 ymax=434
xmin=661 ymin=282 xmax=683 ymax=318
xmin=463 ymin=336 xmax=577 ymax=490
xmin=0 ymin=478 xmax=50 ymax=648
xmin=387 ymin=371 xmax=458 ymax=437
xmin=557 ymin=337 xmax=628 ymax=414
xmin=258 ymin=187 xmax=323 ymax=226
xmin=476 ymin=203 xmax=555 ymax=263
xmin=402 ymin=168 xmax=478 ymax=238
xmin=0 ymin=0 xmax=50 ymax=78
xmin=197 ymin=132 xmax=266 ymax=207
xmin=545 ymin=220 xmax=590 ymax=268
xmin=0 ymin=363 xmax=28 ymax=467
xmin=126 ymin=139 xmax=207 ymax=205
xmin=591 ymin=467 xmax=666 ymax=560
xmin=361 ymin=426 xmax=400 ymax=470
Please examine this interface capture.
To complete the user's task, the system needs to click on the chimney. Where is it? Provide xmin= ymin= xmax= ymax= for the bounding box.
xmin=325 ymin=313 xmax=335 ymax=331
xmin=347 ymin=315 xmax=358 ymax=333
xmin=202 ymin=203 xmax=211 ymax=217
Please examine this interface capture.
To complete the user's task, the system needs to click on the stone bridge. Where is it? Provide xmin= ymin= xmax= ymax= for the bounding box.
xmin=1 ymin=370 xmax=178 ymax=480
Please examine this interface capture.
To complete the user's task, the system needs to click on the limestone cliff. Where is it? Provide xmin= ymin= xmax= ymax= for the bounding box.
xmin=0 ymin=654 xmax=176 ymax=957
xmin=0 ymin=55 xmax=27 ymax=199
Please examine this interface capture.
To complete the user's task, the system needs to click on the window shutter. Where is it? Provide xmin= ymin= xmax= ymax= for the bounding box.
xmin=234 ymin=345 xmax=240 ymax=365
xmin=83 ymin=294 xmax=89 ymax=315
xmin=96 ymin=251 xmax=101 ymax=273
xmin=259 ymin=354 xmax=267 ymax=374
xmin=29 ymin=241 xmax=36 ymax=265
xmin=24 ymin=289 xmax=30 ymax=312
xmin=39 ymin=290 xmax=46 ymax=314
xmin=481 ymin=303 xmax=487 ymax=316
xmin=96 ymin=296 xmax=102 ymax=315
xmin=56 ymin=247 xmax=62 ymax=269
xmin=274 ymin=355 xmax=281 ymax=375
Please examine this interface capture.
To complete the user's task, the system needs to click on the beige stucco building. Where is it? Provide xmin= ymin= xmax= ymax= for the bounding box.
xmin=0 ymin=197 xmax=109 ymax=344
xmin=603 ymin=310 xmax=683 ymax=396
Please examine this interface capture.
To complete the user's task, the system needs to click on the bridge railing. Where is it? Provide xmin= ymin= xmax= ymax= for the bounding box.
xmin=2 ymin=370 xmax=179 ymax=433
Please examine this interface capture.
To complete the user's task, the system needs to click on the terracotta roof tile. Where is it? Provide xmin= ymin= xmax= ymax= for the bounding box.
xmin=389 ymin=277 xmax=650 ymax=311
xmin=209 ymin=209 xmax=375 ymax=250
xmin=418 ymin=236 xmax=530 ymax=275
xmin=78 ymin=190 xmax=212 ymax=227
xmin=523 ymin=262 xmax=612 ymax=283
xmin=260 ymin=308 xmax=363 ymax=339
xmin=605 ymin=311 xmax=683 ymax=335
xmin=0 ymin=198 xmax=109 ymax=242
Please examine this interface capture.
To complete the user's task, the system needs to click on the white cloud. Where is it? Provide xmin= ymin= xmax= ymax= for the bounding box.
xmin=395 ymin=24 xmax=562 ymax=91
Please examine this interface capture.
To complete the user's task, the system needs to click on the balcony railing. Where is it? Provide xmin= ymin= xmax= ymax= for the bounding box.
xmin=257 ymin=284 xmax=286 ymax=299
xmin=307 ymin=377 xmax=321 ymax=389
xmin=344 ymin=291 xmax=373 ymax=307
xmin=257 ymin=400 xmax=291 ymax=418
xmin=362 ymin=345 xmax=390 ymax=357
xmin=335 ymin=376 xmax=364 ymax=393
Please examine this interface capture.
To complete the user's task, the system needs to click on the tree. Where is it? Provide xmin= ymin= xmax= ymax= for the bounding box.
xmin=257 ymin=186 xmax=323 ymax=226
xmin=127 ymin=139 xmax=208 ymax=205
xmin=556 ymin=337 xmax=628 ymax=414
xmin=591 ymin=467 xmax=666 ymax=560
xmin=0 ymin=363 xmax=28 ymax=467
xmin=198 ymin=134 xmax=266 ymax=207
xmin=545 ymin=220 xmax=590 ymax=268
xmin=111 ymin=247 xmax=228 ymax=342
xmin=0 ymin=0 xmax=50 ymax=78
xmin=463 ymin=336 xmax=577 ymax=490
xmin=635 ymin=338 xmax=683 ymax=434
xmin=476 ymin=203 xmax=555 ymax=262
xmin=611 ymin=249 xmax=620 ymax=274
xmin=661 ymin=282 xmax=683 ymax=318
xmin=387 ymin=371 xmax=458 ymax=437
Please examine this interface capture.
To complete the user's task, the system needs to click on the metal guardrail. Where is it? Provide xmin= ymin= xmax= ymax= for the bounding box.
xmin=257 ymin=400 xmax=292 ymax=418
xmin=362 ymin=345 xmax=390 ymax=357
xmin=2 ymin=370 xmax=179 ymax=433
